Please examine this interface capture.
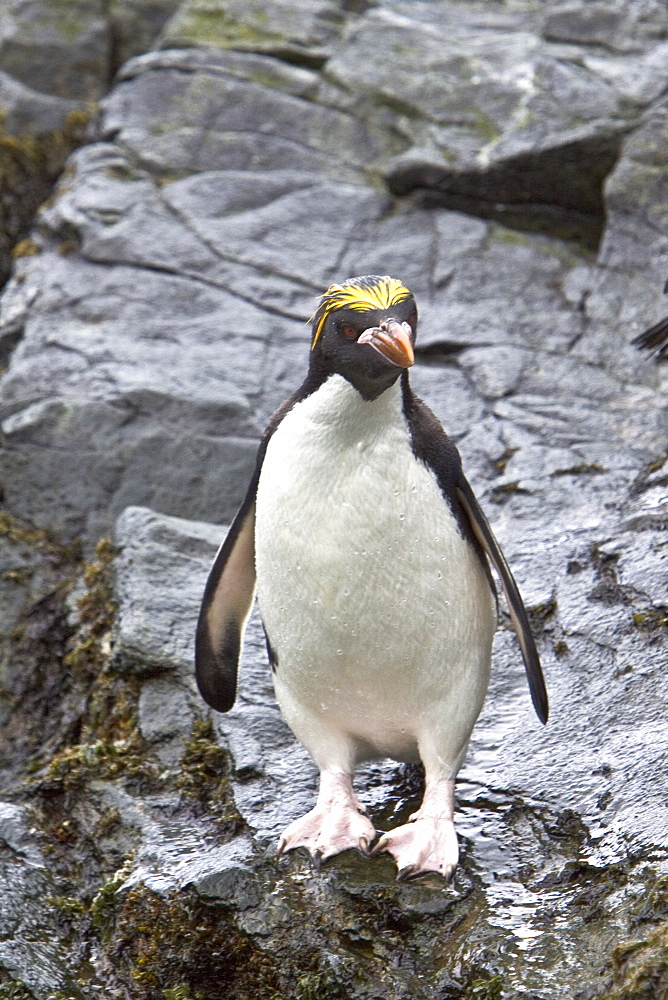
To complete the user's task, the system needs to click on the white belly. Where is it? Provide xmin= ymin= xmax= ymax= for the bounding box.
xmin=255 ymin=375 xmax=495 ymax=776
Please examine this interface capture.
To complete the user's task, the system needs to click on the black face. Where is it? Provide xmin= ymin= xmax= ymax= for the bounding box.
xmin=310 ymin=295 xmax=418 ymax=400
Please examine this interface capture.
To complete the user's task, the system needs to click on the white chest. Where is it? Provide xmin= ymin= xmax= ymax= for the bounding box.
xmin=256 ymin=378 xmax=450 ymax=607
xmin=254 ymin=376 xmax=495 ymax=765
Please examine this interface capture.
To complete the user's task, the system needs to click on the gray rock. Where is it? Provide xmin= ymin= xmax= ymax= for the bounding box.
xmin=0 ymin=801 xmax=43 ymax=866
xmin=192 ymin=852 xmax=261 ymax=909
xmin=599 ymin=95 xmax=668 ymax=278
xmin=0 ymin=0 xmax=190 ymax=295
xmin=0 ymin=0 xmax=666 ymax=993
xmin=0 ymin=70 xmax=82 ymax=138
xmin=109 ymin=0 xmax=181 ymax=66
xmin=541 ymin=0 xmax=668 ymax=52
xmin=0 ymin=144 xmax=275 ymax=538
xmin=89 ymin=780 xmax=259 ymax=901
xmin=113 ymin=504 xmax=223 ymax=675
xmin=89 ymin=456 xmax=668 ymax=998
xmin=159 ymin=0 xmax=345 ymax=64
xmin=104 ymin=47 xmax=378 ymax=181
xmin=578 ymin=42 xmax=668 ymax=106
xmin=319 ymin=4 xmax=661 ymax=241
xmin=138 ymin=677 xmax=197 ymax=750
xmin=0 ymin=803 xmax=72 ymax=995
xmin=0 ymin=93 xmax=609 ymax=542
xmin=0 ymin=0 xmax=111 ymax=100
xmin=621 ymin=486 xmax=668 ymax=532
xmin=0 ymin=539 xmax=35 ymax=717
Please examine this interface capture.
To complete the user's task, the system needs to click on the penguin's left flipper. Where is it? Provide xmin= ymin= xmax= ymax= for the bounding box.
xmin=404 ymin=391 xmax=548 ymax=724
xmin=455 ymin=478 xmax=549 ymax=725
xmin=195 ymin=491 xmax=257 ymax=714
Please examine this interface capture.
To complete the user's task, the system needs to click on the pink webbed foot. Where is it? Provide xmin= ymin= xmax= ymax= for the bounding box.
xmin=372 ymin=814 xmax=458 ymax=881
xmin=277 ymin=772 xmax=376 ymax=864
xmin=372 ymin=776 xmax=459 ymax=881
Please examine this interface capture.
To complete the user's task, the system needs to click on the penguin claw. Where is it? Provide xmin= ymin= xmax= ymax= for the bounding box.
xmin=276 ymin=801 xmax=377 ymax=865
xmin=396 ymin=864 xmax=417 ymax=882
xmin=369 ymin=836 xmax=387 ymax=859
xmin=370 ymin=817 xmax=459 ymax=882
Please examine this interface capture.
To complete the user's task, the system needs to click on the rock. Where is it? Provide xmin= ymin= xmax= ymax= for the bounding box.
xmin=541 ymin=0 xmax=668 ymax=52
xmin=599 ymin=95 xmax=668 ymax=277
xmin=138 ymin=677 xmax=197 ymax=756
xmin=159 ymin=0 xmax=345 ymax=65
xmin=138 ymin=474 xmax=666 ymax=876
xmin=0 ymin=0 xmax=667 ymax=995
xmin=0 ymin=0 xmax=182 ymax=102
xmin=0 ymin=803 xmax=73 ymax=996
xmin=113 ymin=505 xmax=224 ymax=675
xmin=621 ymin=486 xmax=668 ymax=532
xmin=0 ymin=88 xmax=91 ymax=287
xmin=109 ymin=0 xmax=182 ymax=67
xmin=0 ymin=0 xmax=110 ymax=101
xmin=321 ymin=5 xmax=662 ymax=246
xmin=0 ymin=801 xmax=43 ymax=866
xmin=580 ymin=42 xmax=668 ymax=106
xmin=0 ymin=71 xmax=82 ymax=138
xmin=104 ymin=47 xmax=376 ymax=181
xmin=0 ymin=112 xmax=608 ymax=542
xmin=0 ymin=0 xmax=186 ymax=290
xmin=105 ymin=777 xmax=258 ymax=900
xmin=70 ymin=492 xmax=666 ymax=998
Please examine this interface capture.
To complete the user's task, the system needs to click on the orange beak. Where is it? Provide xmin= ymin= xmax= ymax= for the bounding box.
xmin=357 ymin=319 xmax=414 ymax=368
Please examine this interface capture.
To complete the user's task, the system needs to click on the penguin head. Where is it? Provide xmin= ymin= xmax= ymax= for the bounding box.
xmin=309 ymin=275 xmax=417 ymax=400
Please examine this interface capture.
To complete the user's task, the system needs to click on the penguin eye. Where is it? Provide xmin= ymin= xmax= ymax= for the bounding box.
xmin=407 ymin=311 xmax=417 ymax=329
xmin=340 ymin=324 xmax=358 ymax=339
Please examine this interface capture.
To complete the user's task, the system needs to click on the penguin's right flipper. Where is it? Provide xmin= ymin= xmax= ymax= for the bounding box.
xmin=195 ymin=494 xmax=257 ymax=713
xmin=194 ymin=397 xmax=306 ymax=712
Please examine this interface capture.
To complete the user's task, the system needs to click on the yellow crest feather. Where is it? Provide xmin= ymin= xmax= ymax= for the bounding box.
xmin=310 ymin=275 xmax=412 ymax=349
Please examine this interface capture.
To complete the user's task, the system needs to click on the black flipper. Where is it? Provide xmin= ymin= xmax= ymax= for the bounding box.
xmin=195 ymin=374 xmax=326 ymax=713
xmin=195 ymin=484 xmax=258 ymax=713
xmin=401 ymin=376 xmax=548 ymax=725
xmin=455 ymin=479 xmax=549 ymax=724
xmin=632 ymin=315 xmax=668 ymax=358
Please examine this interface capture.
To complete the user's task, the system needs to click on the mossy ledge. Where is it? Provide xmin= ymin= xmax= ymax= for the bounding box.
xmin=0 ymin=106 xmax=95 ymax=288
xmin=176 ymin=718 xmax=245 ymax=836
xmin=100 ymin=886 xmax=287 ymax=1000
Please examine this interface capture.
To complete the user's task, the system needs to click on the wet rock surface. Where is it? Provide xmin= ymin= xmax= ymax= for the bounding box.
xmin=0 ymin=0 xmax=666 ymax=997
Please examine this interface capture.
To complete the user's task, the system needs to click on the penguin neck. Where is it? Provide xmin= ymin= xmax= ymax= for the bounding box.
xmin=304 ymin=372 xmax=408 ymax=443
xmin=308 ymin=349 xmax=403 ymax=401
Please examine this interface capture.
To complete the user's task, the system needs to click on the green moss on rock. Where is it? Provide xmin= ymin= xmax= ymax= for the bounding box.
xmin=0 ymin=513 xmax=83 ymax=778
xmin=0 ymin=106 xmax=94 ymax=287
xmin=177 ymin=719 xmax=245 ymax=834
xmin=26 ymin=536 xmax=158 ymax=794
xmin=632 ymin=607 xmax=668 ymax=633
xmin=64 ymin=537 xmax=117 ymax=678
xmin=552 ymin=462 xmax=607 ymax=477
xmin=165 ymin=1 xmax=292 ymax=53
xmin=0 ymin=982 xmax=33 ymax=1000
xmin=43 ymin=732 xmax=157 ymax=790
xmin=0 ymin=510 xmax=80 ymax=559
xmin=106 ymin=885 xmax=285 ymax=1000
xmin=604 ymin=924 xmax=668 ymax=998
xmin=489 ymin=480 xmax=532 ymax=504
xmin=467 ymin=975 xmax=503 ymax=999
